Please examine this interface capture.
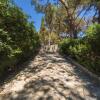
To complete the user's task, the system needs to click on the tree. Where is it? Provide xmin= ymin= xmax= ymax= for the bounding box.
xmin=0 ymin=0 xmax=40 ymax=77
xmin=45 ymin=4 xmax=57 ymax=45
xmin=89 ymin=0 xmax=100 ymax=23
xmin=74 ymin=0 xmax=100 ymax=23
xmin=39 ymin=17 xmax=48 ymax=45
xmin=32 ymin=0 xmax=87 ymax=38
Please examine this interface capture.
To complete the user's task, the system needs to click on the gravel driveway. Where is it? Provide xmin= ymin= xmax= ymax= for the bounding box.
xmin=0 ymin=53 xmax=100 ymax=100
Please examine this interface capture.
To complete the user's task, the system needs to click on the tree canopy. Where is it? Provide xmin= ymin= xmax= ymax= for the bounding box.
xmin=32 ymin=0 xmax=99 ymax=38
xmin=0 ymin=0 xmax=40 ymax=77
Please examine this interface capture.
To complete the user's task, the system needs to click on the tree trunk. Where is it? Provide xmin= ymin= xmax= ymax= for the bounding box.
xmin=48 ymin=32 xmax=51 ymax=46
xmin=59 ymin=0 xmax=77 ymax=39
xmin=98 ymin=9 xmax=100 ymax=23
xmin=73 ymin=30 xmax=77 ymax=38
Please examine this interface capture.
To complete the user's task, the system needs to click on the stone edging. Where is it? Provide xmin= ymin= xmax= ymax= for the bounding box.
xmin=66 ymin=57 xmax=100 ymax=82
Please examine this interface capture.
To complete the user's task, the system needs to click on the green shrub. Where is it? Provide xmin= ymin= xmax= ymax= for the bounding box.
xmin=0 ymin=1 xmax=40 ymax=78
xmin=59 ymin=25 xmax=100 ymax=76
xmin=69 ymin=43 xmax=91 ymax=58
xmin=0 ymin=29 xmax=22 ymax=76
xmin=85 ymin=24 xmax=100 ymax=56
xmin=59 ymin=38 xmax=76 ymax=55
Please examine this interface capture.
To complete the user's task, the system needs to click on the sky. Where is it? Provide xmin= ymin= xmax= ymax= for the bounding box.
xmin=14 ymin=0 xmax=44 ymax=31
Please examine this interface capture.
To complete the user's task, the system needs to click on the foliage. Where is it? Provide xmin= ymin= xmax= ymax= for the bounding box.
xmin=59 ymin=38 xmax=75 ymax=54
xmin=32 ymin=0 xmax=87 ymax=38
xmin=50 ymin=32 xmax=60 ymax=44
xmin=59 ymin=24 xmax=100 ymax=76
xmin=85 ymin=24 xmax=100 ymax=55
xmin=39 ymin=16 xmax=59 ymax=45
xmin=0 ymin=1 xmax=40 ymax=77
xmin=39 ymin=17 xmax=48 ymax=45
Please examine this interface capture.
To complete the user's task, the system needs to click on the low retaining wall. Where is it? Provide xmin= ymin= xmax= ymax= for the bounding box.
xmin=66 ymin=57 xmax=100 ymax=82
